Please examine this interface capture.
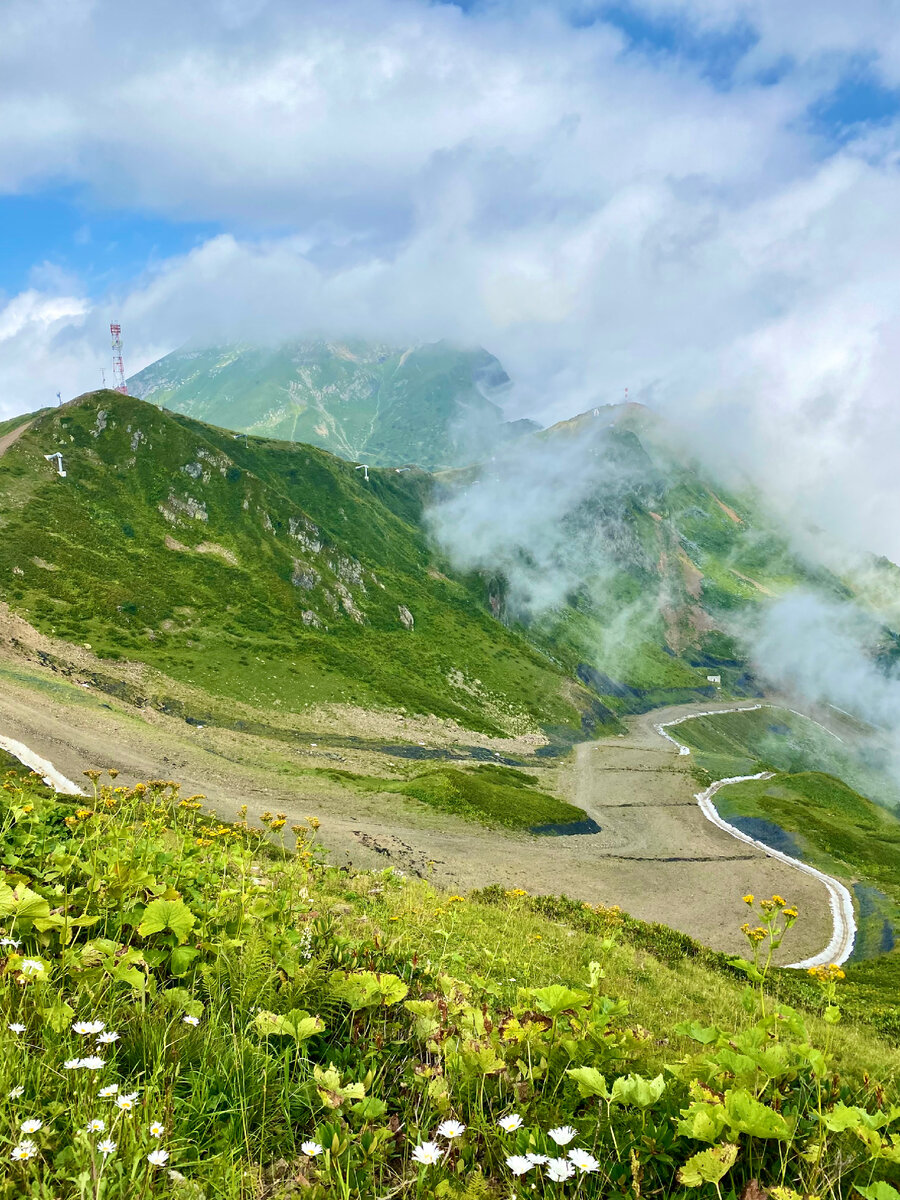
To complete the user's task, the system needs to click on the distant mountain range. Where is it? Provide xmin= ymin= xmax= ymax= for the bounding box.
xmin=128 ymin=339 xmax=539 ymax=470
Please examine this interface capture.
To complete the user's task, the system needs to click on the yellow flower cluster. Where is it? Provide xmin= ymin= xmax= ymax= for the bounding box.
xmin=741 ymin=922 xmax=768 ymax=945
xmin=505 ymin=888 xmax=528 ymax=898
xmin=808 ymin=963 xmax=845 ymax=983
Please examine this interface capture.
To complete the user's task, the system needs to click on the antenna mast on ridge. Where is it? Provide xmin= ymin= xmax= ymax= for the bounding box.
xmin=110 ymin=323 xmax=128 ymax=393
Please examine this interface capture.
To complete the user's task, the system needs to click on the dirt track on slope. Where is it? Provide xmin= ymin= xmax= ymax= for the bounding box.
xmin=0 ymin=641 xmax=835 ymax=962
xmin=0 ymin=418 xmax=35 ymax=458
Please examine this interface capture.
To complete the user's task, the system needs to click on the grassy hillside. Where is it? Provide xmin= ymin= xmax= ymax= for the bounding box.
xmin=0 ymin=391 xmax=584 ymax=739
xmin=1 ymin=757 xmax=899 ymax=1199
xmin=128 ymin=340 xmax=538 ymax=471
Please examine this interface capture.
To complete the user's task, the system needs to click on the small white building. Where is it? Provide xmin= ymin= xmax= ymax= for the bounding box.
xmin=707 ymin=674 xmax=721 ymax=685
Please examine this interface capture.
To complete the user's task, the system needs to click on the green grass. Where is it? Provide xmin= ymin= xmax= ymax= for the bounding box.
xmin=1 ymin=761 xmax=900 ymax=1199
xmin=309 ymin=763 xmax=586 ymax=830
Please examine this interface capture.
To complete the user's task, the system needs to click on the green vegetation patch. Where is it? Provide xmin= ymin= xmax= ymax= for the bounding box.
xmin=309 ymin=763 xmax=586 ymax=830
xmin=0 ymin=767 xmax=898 ymax=1199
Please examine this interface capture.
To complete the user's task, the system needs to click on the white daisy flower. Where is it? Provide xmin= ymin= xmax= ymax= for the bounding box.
xmin=547 ymin=1157 xmax=576 ymax=1182
xmin=73 ymin=1020 xmax=105 ymax=1035
xmin=20 ymin=1120 xmax=41 ymax=1134
xmin=115 ymin=1095 xmax=136 ymax=1112
xmin=87 ymin=1119 xmax=105 ymax=1133
xmin=8 ymin=1022 xmax=26 ymax=1034
xmin=411 ymin=1141 xmax=442 ymax=1166
xmin=19 ymin=960 xmax=44 ymax=976
xmin=0 ymin=937 xmax=21 ymax=947
xmin=98 ymin=1084 xmax=119 ymax=1097
xmin=121 ymin=1091 xmax=139 ymax=1102
xmin=149 ymin=1121 xmax=165 ymax=1139
xmin=506 ymin=1156 xmax=534 ymax=1176
xmin=63 ymin=1058 xmax=82 ymax=1070
xmin=436 ymin=1120 xmax=466 ymax=1139
xmin=568 ymin=1149 xmax=600 ymax=1173
xmin=96 ymin=1032 xmax=120 ymax=1045
xmin=147 ymin=1149 xmax=169 ymax=1166
xmin=547 ymin=1126 xmax=577 ymax=1146
xmin=182 ymin=1014 xmax=200 ymax=1026
xmin=498 ymin=1114 xmax=523 ymax=1132
xmin=79 ymin=1056 xmax=105 ymax=1070
xmin=8 ymin=1086 xmax=24 ymax=1099
xmin=301 ymin=1141 xmax=323 ymax=1156
xmin=11 ymin=1140 xmax=38 ymax=1161
xmin=526 ymin=1154 xmax=549 ymax=1165
xmin=97 ymin=1138 xmax=117 ymax=1156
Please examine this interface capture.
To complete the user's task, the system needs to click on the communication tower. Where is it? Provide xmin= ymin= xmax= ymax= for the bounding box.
xmin=110 ymin=323 xmax=128 ymax=393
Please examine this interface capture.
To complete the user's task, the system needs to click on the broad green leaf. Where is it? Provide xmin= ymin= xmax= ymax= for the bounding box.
xmin=611 ymin=1073 xmax=666 ymax=1108
xmin=677 ymin=1101 xmax=728 ymax=1144
xmin=0 ymin=883 xmax=51 ymax=923
xmin=674 ymin=1021 xmax=721 ymax=1045
xmin=314 ymin=1064 xmax=366 ymax=1107
xmin=531 ymin=984 xmax=590 ymax=1018
xmin=566 ymin=1066 xmax=609 ymax=1099
xmin=724 ymin=1088 xmax=792 ymax=1140
xmin=137 ymin=898 xmax=196 ymax=944
xmin=254 ymin=1010 xmax=297 ymax=1038
xmin=350 ymin=1097 xmax=388 ymax=1121
xmin=677 ymin=1143 xmax=739 ymax=1187
xmin=40 ymin=1000 xmax=75 ymax=1033
xmin=328 ymin=970 xmax=408 ymax=1009
xmin=170 ymin=946 xmax=199 ymax=977
xmin=856 ymin=1184 xmax=900 ymax=1200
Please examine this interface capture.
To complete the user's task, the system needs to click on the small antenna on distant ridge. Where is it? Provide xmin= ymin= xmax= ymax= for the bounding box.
xmin=56 ymin=391 xmax=61 ymax=407
xmin=100 ymin=368 xmax=106 ymax=389
xmin=110 ymin=323 xmax=128 ymax=393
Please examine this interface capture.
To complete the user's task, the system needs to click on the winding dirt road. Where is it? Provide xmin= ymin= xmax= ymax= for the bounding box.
xmin=0 ymin=672 xmax=836 ymax=963
xmin=655 ymin=708 xmax=856 ymax=968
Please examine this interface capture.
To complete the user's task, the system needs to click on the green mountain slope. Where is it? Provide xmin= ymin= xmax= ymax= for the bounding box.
xmin=0 ymin=390 xmax=584 ymax=738
xmin=0 ymin=389 xmax=887 ymax=740
xmin=128 ymin=339 xmax=539 ymax=470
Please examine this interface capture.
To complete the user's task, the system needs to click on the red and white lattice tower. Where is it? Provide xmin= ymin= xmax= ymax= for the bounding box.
xmin=110 ymin=323 xmax=128 ymax=393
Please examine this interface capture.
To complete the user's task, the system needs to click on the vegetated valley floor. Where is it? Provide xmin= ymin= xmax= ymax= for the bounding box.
xmin=0 ymin=609 xmax=834 ymax=964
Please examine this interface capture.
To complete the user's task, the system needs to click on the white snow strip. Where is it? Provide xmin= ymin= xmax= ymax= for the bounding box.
xmin=655 ymin=709 xmax=856 ymax=969
xmin=0 ymin=735 xmax=85 ymax=796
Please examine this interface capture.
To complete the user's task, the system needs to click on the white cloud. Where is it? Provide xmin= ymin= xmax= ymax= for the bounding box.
xmin=3 ymin=1 xmax=900 ymax=558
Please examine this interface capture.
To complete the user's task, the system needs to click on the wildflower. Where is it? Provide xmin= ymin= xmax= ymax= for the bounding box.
xmin=547 ymin=1158 xmax=576 ymax=1182
xmin=19 ymin=959 xmax=44 ymax=976
xmin=73 ymin=1020 xmax=105 ymax=1035
xmin=98 ymin=1084 xmax=119 ymax=1097
xmin=20 ymin=1120 xmax=41 ymax=1134
xmin=115 ymin=1095 xmax=136 ymax=1112
xmin=783 ymin=907 xmax=799 ymax=920
xmin=301 ymin=1141 xmax=323 ymax=1157
xmin=498 ymin=1114 xmax=524 ymax=1132
xmin=547 ymin=1126 xmax=578 ymax=1146
xmin=0 ymin=937 xmax=21 ymax=948
xmin=772 ymin=894 xmax=786 ymax=907
xmin=436 ymin=1120 xmax=466 ymax=1139
xmin=79 ymin=1056 xmax=105 ymax=1070
xmin=526 ymin=1154 xmax=549 ymax=1165
xmin=147 ymin=1149 xmax=169 ymax=1167
xmin=411 ymin=1142 xmax=443 ymax=1166
xmin=149 ymin=1121 xmax=165 ymax=1139
xmin=183 ymin=1014 xmax=200 ymax=1026
xmin=10 ymin=1140 xmax=38 ymax=1161
xmin=98 ymin=1138 xmax=117 ymax=1156
xmin=506 ymin=1156 xmax=534 ymax=1176
xmin=87 ymin=1119 xmax=105 ymax=1133
xmin=568 ymin=1149 xmax=600 ymax=1173
xmin=9 ymin=1086 xmax=24 ymax=1099
xmin=8 ymin=1022 xmax=26 ymax=1034
xmin=96 ymin=1031 xmax=120 ymax=1044
xmin=63 ymin=1058 xmax=82 ymax=1070
xmin=742 ymin=894 xmax=754 ymax=905
xmin=447 ymin=895 xmax=465 ymax=903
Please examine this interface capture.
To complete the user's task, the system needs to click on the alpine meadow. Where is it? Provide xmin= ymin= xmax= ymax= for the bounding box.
xmin=5 ymin=1 xmax=900 ymax=1197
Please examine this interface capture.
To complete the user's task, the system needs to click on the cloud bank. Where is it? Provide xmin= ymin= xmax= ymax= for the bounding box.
xmin=3 ymin=0 xmax=900 ymax=558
